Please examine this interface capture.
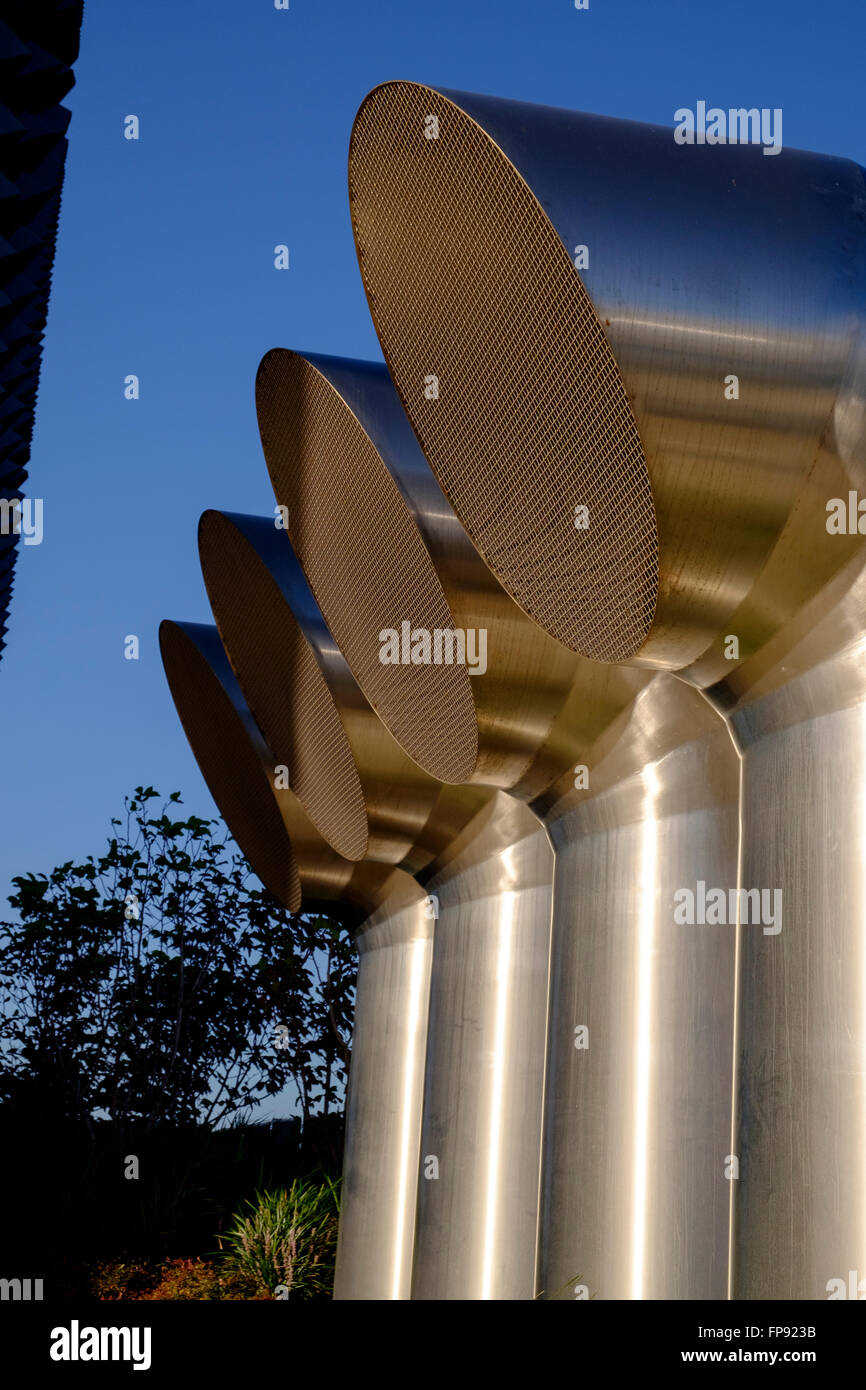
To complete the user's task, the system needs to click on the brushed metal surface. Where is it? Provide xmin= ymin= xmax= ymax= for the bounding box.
xmin=255 ymin=348 xmax=651 ymax=795
xmin=411 ymin=793 xmax=554 ymax=1300
xmin=348 ymin=82 xmax=866 ymax=680
xmin=347 ymin=84 xmax=866 ymax=1302
xmin=253 ymin=352 xmax=644 ymax=1300
xmin=709 ymin=554 xmax=866 ymax=1299
xmin=199 ymin=510 xmax=490 ymax=871
xmin=256 ymin=348 xmax=479 ymax=784
xmin=169 ymin=593 xmax=555 ymax=1298
xmin=334 ymin=895 xmax=434 ymax=1300
xmin=256 ymin=354 xmax=740 ymax=1299
xmin=160 ymin=618 xmax=416 ymax=917
xmin=168 ymin=78 xmax=866 ymax=1302
xmin=537 ymin=675 xmax=739 ymax=1299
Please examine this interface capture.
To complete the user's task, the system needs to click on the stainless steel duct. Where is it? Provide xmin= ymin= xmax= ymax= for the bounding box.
xmin=198 ymin=515 xmax=557 ymax=1298
xmin=347 ymin=81 xmax=865 ymax=680
xmin=347 ymin=84 xmax=866 ymax=1299
xmin=714 ymin=554 xmax=866 ymax=1299
xmin=254 ymin=348 xmax=644 ymax=796
xmin=159 ymin=618 xmax=432 ymax=1300
xmin=532 ymin=676 xmax=739 ymax=1299
xmin=411 ymin=792 xmax=552 ymax=1300
xmin=159 ymin=618 xmax=302 ymax=914
xmin=198 ymin=508 xmax=490 ymax=867
xmin=254 ymin=350 xmax=739 ymax=1298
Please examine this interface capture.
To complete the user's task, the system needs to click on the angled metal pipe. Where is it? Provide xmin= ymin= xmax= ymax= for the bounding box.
xmin=159 ymin=619 xmax=303 ymax=913
xmin=255 ymin=352 xmax=739 ymax=1298
xmin=347 ymin=81 xmax=866 ymax=679
xmin=347 ymin=85 xmax=866 ymax=1299
xmin=254 ymin=348 xmax=644 ymax=796
xmin=198 ymin=509 xmax=491 ymax=867
xmin=159 ymin=618 xmax=432 ymax=1300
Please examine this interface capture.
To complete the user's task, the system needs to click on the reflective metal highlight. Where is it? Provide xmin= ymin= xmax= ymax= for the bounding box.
xmin=336 ymin=894 xmax=434 ymax=1300
xmin=256 ymin=350 xmax=742 ymax=1297
xmin=535 ymin=677 xmax=739 ymax=1300
xmin=348 ymin=83 xmax=866 ymax=1301
xmin=711 ymin=555 xmax=866 ymax=1299
xmin=198 ymin=509 xmax=490 ymax=870
xmin=256 ymin=353 xmax=711 ymax=1298
xmin=160 ymin=80 xmax=866 ymax=1304
xmin=198 ymin=511 xmax=557 ymax=1296
xmin=255 ymin=348 xmax=649 ymax=794
xmin=411 ymin=794 xmax=554 ymax=1300
xmin=255 ymin=349 xmax=478 ymax=783
xmin=348 ymin=81 xmax=866 ymax=679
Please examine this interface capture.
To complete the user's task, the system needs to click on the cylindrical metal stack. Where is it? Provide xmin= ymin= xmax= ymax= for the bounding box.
xmin=160 ymin=82 xmax=866 ymax=1301
xmin=253 ymin=359 xmax=590 ymax=1297
xmin=334 ymin=886 xmax=434 ymax=1301
xmin=251 ymin=356 xmax=735 ymax=1301
xmin=412 ymin=794 xmax=552 ymax=1300
xmin=194 ymin=521 xmax=558 ymax=1299
xmin=346 ymin=82 xmax=866 ymax=1300
xmin=718 ymin=557 xmax=866 ymax=1298
xmin=533 ymin=677 xmax=739 ymax=1299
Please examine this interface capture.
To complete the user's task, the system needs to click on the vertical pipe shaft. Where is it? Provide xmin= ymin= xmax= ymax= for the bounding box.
xmin=721 ymin=568 xmax=866 ymax=1298
xmin=411 ymin=796 xmax=553 ymax=1299
xmin=334 ymin=896 xmax=434 ymax=1300
xmin=536 ymin=676 xmax=739 ymax=1299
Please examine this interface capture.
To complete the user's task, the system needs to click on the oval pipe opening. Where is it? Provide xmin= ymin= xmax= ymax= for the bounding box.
xmin=256 ymin=347 xmax=479 ymax=783
xmin=159 ymin=619 xmax=303 ymax=913
xmin=348 ymin=79 xmax=659 ymax=661
xmin=198 ymin=510 xmax=370 ymax=862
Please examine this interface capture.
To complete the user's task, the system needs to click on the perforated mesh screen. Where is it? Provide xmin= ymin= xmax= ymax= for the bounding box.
xmin=256 ymin=349 xmax=479 ymax=783
xmin=348 ymin=81 xmax=659 ymax=661
xmin=159 ymin=622 xmax=302 ymax=913
xmin=199 ymin=513 xmax=369 ymax=862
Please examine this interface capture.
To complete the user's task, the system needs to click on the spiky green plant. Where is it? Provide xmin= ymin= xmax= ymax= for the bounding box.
xmin=221 ymin=1177 xmax=340 ymax=1299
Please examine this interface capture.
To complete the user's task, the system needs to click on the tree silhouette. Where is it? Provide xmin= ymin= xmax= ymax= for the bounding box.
xmin=0 ymin=788 xmax=355 ymax=1137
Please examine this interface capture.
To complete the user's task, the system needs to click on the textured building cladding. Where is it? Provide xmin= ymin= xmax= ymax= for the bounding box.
xmin=0 ymin=1 xmax=83 ymax=663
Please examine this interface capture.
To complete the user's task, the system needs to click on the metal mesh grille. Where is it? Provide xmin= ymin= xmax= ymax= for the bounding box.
xmin=256 ymin=350 xmax=479 ymax=783
xmin=348 ymin=82 xmax=659 ymax=661
xmin=159 ymin=622 xmax=302 ymax=913
xmin=200 ymin=513 xmax=369 ymax=862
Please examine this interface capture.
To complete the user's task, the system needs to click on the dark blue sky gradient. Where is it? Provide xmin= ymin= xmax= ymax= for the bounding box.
xmin=2 ymin=0 xmax=864 ymax=899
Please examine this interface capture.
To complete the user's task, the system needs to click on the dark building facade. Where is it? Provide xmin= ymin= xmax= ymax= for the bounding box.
xmin=0 ymin=0 xmax=83 ymax=663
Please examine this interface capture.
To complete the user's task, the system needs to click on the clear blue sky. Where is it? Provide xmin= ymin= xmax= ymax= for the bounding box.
xmin=3 ymin=0 xmax=865 ymax=902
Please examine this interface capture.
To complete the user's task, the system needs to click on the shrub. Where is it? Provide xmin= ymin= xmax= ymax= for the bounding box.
xmin=144 ymin=1258 xmax=266 ymax=1301
xmin=90 ymin=1259 xmax=159 ymax=1300
xmin=90 ymin=1256 xmax=267 ymax=1300
xmin=221 ymin=1178 xmax=340 ymax=1299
